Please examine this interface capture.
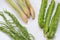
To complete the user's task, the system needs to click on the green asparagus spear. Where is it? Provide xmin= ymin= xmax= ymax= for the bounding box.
xmin=0 ymin=22 xmax=19 ymax=40
xmin=0 ymin=27 xmax=18 ymax=40
xmin=38 ymin=0 xmax=48 ymax=28
xmin=4 ymin=11 xmax=32 ymax=40
xmin=44 ymin=0 xmax=55 ymax=34
xmin=0 ymin=11 xmax=34 ymax=40
xmin=47 ymin=3 xmax=60 ymax=39
xmin=0 ymin=13 xmax=24 ymax=40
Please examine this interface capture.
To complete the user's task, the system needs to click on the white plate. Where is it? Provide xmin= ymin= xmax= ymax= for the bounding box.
xmin=0 ymin=0 xmax=60 ymax=40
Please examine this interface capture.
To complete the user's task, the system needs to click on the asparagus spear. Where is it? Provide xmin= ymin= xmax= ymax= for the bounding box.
xmin=44 ymin=0 xmax=55 ymax=34
xmin=47 ymin=3 xmax=60 ymax=39
xmin=0 ymin=24 xmax=25 ymax=40
xmin=4 ymin=11 xmax=32 ymax=40
xmin=6 ymin=0 xmax=28 ymax=23
xmin=25 ymin=0 xmax=35 ymax=19
xmin=0 ymin=13 xmax=25 ymax=40
xmin=0 ymin=11 xmax=34 ymax=40
xmin=38 ymin=0 xmax=48 ymax=28
xmin=16 ymin=0 xmax=30 ymax=17
xmin=0 ymin=27 xmax=19 ymax=40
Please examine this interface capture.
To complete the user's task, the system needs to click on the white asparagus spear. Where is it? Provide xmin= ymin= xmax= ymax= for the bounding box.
xmin=25 ymin=0 xmax=35 ymax=19
xmin=17 ymin=0 xmax=30 ymax=17
xmin=6 ymin=0 xmax=28 ymax=23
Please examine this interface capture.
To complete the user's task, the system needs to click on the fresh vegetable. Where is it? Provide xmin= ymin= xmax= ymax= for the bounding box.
xmin=0 ymin=27 xmax=18 ymax=40
xmin=16 ymin=0 xmax=30 ymax=17
xmin=25 ymin=0 xmax=35 ymax=19
xmin=38 ymin=0 xmax=60 ymax=39
xmin=47 ymin=3 xmax=60 ymax=39
xmin=0 ymin=11 xmax=34 ymax=40
xmin=6 ymin=0 xmax=28 ymax=23
xmin=38 ymin=0 xmax=48 ymax=28
xmin=44 ymin=0 xmax=55 ymax=34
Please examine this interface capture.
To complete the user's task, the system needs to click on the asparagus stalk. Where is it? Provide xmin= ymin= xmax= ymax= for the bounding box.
xmin=0 ymin=23 xmax=27 ymax=40
xmin=0 ymin=27 xmax=18 ymax=40
xmin=6 ymin=0 xmax=28 ymax=23
xmin=0 ymin=25 xmax=24 ymax=40
xmin=17 ymin=0 xmax=30 ymax=17
xmin=0 ymin=11 xmax=34 ymax=40
xmin=0 ymin=13 xmax=24 ymax=40
xmin=25 ymin=0 xmax=35 ymax=19
xmin=44 ymin=0 xmax=55 ymax=34
xmin=4 ymin=11 xmax=32 ymax=40
xmin=47 ymin=3 xmax=60 ymax=39
xmin=38 ymin=0 xmax=48 ymax=28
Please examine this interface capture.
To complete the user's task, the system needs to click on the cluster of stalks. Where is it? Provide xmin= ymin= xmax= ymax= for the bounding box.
xmin=38 ymin=0 xmax=60 ymax=40
xmin=6 ymin=0 xmax=35 ymax=23
xmin=0 ymin=10 xmax=34 ymax=40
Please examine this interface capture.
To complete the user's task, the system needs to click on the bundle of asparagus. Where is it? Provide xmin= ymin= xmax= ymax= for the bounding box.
xmin=38 ymin=0 xmax=60 ymax=40
xmin=0 ymin=11 xmax=34 ymax=40
xmin=6 ymin=0 xmax=35 ymax=23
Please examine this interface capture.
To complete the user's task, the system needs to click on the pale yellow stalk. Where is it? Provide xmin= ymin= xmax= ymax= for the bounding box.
xmin=25 ymin=0 xmax=35 ymax=19
xmin=6 ymin=0 xmax=28 ymax=23
xmin=17 ymin=0 xmax=30 ymax=17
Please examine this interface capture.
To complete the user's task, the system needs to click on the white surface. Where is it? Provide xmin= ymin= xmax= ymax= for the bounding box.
xmin=0 ymin=0 xmax=60 ymax=40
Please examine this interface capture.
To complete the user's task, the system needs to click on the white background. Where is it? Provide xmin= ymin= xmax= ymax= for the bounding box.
xmin=0 ymin=0 xmax=60 ymax=40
